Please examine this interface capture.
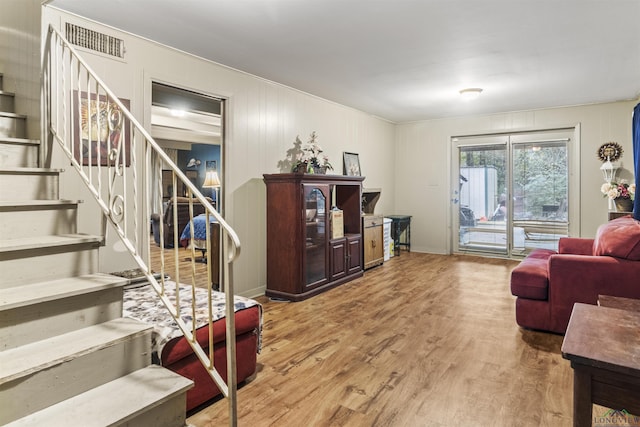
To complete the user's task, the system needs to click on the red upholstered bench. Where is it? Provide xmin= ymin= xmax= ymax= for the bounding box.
xmin=123 ymin=283 xmax=262 ymax=411
xmin=162 ymin=305 xmax=261 ymax=411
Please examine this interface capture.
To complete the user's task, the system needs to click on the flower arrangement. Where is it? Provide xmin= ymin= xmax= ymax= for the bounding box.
xmin=292 ymin=131 xmax=333 ymax=173
xmin=601 ymin=180 xmax=635 ymax=201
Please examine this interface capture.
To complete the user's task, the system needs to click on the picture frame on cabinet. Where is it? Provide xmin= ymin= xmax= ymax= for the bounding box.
xmin=343 ymin=152 xmax=361 ymax=176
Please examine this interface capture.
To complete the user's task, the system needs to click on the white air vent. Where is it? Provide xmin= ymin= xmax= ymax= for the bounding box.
xmin=65 ymin=23 xmax=124 ymax=59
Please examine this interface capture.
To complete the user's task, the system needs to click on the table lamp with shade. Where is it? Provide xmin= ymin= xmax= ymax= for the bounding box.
xmin=202 ymin=169 xmax=221 ymax=210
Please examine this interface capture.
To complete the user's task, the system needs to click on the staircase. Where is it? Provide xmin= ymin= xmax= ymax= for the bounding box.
xmin=0 ymin=71 xmax=193 ymax=426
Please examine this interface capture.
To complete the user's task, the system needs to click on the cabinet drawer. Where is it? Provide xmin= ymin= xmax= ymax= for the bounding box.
xmin=363 ymin=215 xmax=383 ymax=228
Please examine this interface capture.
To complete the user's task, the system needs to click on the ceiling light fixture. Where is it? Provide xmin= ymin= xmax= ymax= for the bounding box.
xmin=459 ymin=88 xmax=483 ymax=101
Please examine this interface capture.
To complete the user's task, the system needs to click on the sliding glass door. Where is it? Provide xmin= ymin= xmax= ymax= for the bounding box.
xmin=510 ymin=134 xmax=569 ymax=256
xmin=453 ymin=130 xmax=572 ymax=257
xmin=457 ymin=138 xmax=508 ymax=255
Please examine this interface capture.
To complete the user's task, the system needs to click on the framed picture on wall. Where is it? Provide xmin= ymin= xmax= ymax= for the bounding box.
xmin=343 ymin=152 xmax=361 ymax=176
xmin=73 ymin=91 xmax=131 ymax=166
xmin=206 ymin=160 xmax=217 ymax=170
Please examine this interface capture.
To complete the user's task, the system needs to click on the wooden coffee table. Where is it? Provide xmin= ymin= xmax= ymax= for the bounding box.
xmin=598 ymin=294 xmax=640 ymax=312
xmin=561 ymin=303 xmax=640 ymax=427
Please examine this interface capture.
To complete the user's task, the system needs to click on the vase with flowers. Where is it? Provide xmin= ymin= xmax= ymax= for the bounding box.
xmin=601 ymin=180 xmax=636 ymax=212
xmin=292 ymin=131 xmax=333 ymax=174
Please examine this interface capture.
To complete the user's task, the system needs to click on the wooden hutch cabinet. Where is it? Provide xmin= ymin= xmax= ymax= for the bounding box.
xmin=263 ymin=173 xmax=364 ymax=301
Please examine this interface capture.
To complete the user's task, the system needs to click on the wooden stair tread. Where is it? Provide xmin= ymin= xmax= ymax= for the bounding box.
xmin=0 ymin=137 xmax=39 ymax=145
xmin=0 ymin=167 xmax=63 ymax=174
xmin=0 ymin=317 xmax=151 ymax=385
xmin=0 ymin=111 xmax=26 ymax=119
xmin=4 ymin=365 xmax=193 ymax=427
xmin=0 ymin=273 xmax=127 ymax=311
xmin=0 ymin=234 xmax=102 ymax=252
xmin=0 ymin=199 xmax=81 ymax=209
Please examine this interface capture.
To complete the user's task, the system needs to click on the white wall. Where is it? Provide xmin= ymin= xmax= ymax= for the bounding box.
xmin=396 ymin=100 xmax=636 ymax=254
xmin=42 ymin=7 xmax=396 ymax=297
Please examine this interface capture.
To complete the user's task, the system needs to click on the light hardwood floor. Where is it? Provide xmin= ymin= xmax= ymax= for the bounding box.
xmin=149 ymin=242 xmax=211 ymax=289
xmin=185 ymin=252 xmax=624 ymax=427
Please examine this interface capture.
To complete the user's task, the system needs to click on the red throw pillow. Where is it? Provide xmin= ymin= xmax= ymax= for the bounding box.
xmin=593 ymin=216 xmax=640 ymax=260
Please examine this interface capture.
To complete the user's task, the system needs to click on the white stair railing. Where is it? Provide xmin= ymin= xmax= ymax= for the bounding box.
xmin=42 ymin=24 xmax=241 ymax=425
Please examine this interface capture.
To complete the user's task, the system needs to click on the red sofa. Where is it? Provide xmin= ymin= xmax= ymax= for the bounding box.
xmin=510 ymin=216 xmax=640 ymax=334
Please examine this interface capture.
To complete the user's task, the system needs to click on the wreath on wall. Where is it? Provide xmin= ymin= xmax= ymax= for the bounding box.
xmin=597 ymin=142 xmax=623 ymax=162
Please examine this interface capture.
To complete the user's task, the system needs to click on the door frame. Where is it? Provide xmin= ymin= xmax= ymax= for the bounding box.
xmin=450 ymin=125 xmax=581 ymax=258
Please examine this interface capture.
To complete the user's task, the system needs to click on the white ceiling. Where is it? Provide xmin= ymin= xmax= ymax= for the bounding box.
xmin=48 ymin=0 xmax=640 ymax=123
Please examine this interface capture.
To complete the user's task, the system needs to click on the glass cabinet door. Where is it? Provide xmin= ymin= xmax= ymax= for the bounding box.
xmin=304 ymin=184 xmax=328 ymax=287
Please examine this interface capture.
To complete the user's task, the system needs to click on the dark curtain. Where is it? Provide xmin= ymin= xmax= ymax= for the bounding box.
xmin=634 ymin=102 xmax=640 ymax=220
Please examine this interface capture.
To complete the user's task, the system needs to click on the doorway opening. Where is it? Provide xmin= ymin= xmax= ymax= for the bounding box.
xmin=150 ymin=82 xmax=224 ymax=213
